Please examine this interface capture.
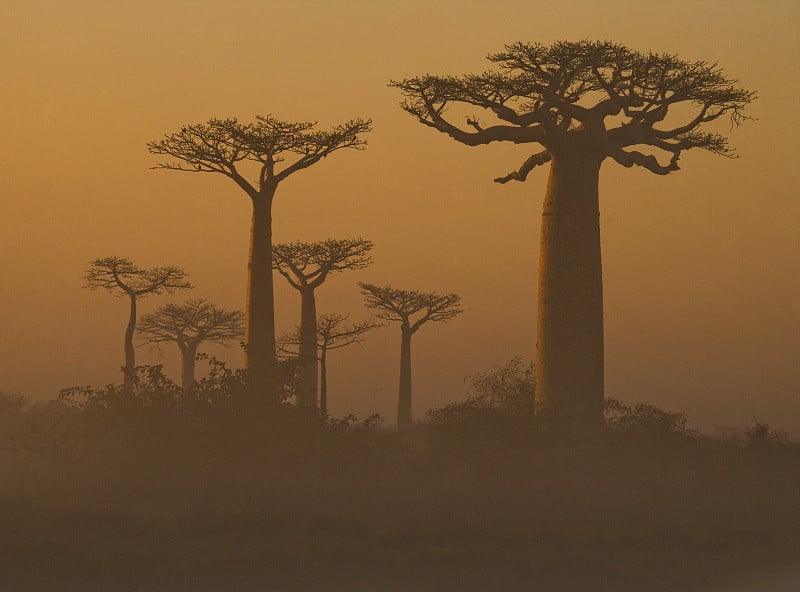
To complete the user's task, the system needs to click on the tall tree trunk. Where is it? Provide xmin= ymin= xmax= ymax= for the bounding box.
xmin=181 ymin=341 xmax=198 ymax=393
xmin=245 ymin=191 xmax=277 ymax=395
xmin=298 ymin=286 xmax=319 ymax=408
xmin=123 ymin=293 xmax=137 ymax=393
xmin=397 ymin=323 xmax=412 ymax=432
xmin=319 ymin=350 xmax=328 ymax=418
xmin=536 ymin=152 xmax=605 ymax=432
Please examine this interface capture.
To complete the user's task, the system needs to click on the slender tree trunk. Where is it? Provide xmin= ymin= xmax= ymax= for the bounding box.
xmin=245 ymin=190 xmax=277 ymax=395
xmin=319 ymin=350 xmax=328 ymax=418
xmin=298 ymin=286 xmax=319 ymax=408
xmin=123 ymin=293 xmax=137 ymax=393
xmin=397 ymin=323 xmax=412 ymax=432
xmin=536 ymin=151 xmax=605 ymax=431
xmin=181 ymin=341 xmax=198 ymax=393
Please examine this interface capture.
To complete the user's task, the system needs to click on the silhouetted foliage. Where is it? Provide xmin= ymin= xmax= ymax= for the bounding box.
xmin=147 ymin=116 xmax=371 ymax=394
xmin=426 ymin=358 xmax=535 ymax=447
xmin=604 ymin=397 xmax=692 ymax=443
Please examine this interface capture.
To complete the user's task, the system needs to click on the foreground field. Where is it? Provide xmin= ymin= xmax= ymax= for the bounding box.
xmin=2 ymin=399 xmax=799 ymax=591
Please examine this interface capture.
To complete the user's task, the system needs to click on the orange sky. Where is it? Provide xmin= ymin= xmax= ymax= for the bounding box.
xmin=1 ymin=0 xmax=799 ymax=429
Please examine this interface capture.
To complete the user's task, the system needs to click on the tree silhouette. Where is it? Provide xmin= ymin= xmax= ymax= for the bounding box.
xmin=359 ymin=283 xmax=462 ymax=432
xmin=278 ymin=313 xmax=379 ymax=417
xmin=273 ymin=238 xmax=373 ymax=408
xmin=85 ymin=257 xmax=192 ymax=392
xmin=391 ymin=40 xmax=754 ymax=430
xmin=147 ymin=116 xmax=371 ymax=394
xmin=137 ymin=298 xmax=244 ymax=392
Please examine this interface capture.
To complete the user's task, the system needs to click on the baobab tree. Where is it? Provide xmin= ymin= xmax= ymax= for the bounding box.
xmin=137 ymin=298 xmax=244 ymax=392
xmin=360 ymin=283 xmax=462 ymax=432
xmin=147 ymin=116 xmax=371 ymax=394
xmin=273 ymin=238 xmax=373 ymax=408
xmin=85 ymin=257 xmax=192 ymax=392
xmin=278 ymin=313 xmax=379 ymax=416
xmin=391 ymin=40 xmax=754 ymax=430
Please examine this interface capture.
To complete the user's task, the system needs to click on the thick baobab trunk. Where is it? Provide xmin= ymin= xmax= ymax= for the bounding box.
xmin=181 ymin=341 xmax=198 ymax=393
xmin=319 ymin=350 xmax=328 ymax=418
xmin=123 ymin=293 xmax=137 ymax=393
xmin=397 ymin=323 xmax=412 ymax=432
xmin=298 ymin=287 xmax=319 ymax=408
xmin=536 ymin=152 xmax=605 ymax=431
xmin=245 ymin=192 xmax=277 ymax=394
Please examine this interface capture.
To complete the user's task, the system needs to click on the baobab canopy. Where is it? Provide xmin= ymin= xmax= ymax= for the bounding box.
xmin=391 ymin=40 xmax=755 ymax=182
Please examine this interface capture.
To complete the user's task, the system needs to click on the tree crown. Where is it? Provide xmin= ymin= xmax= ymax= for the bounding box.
xmin=359 ymin=283 xmax=463 ymax=333
xmin=391 ymin=40 xmax=755 ymax=181
xmin=147 ymin=115 xmax=372 ymax=197
xmin=85 ymin=256 xmax=192 ymax=297
xmin=273 ymin=238 xmax=374 ymax=290
xmin=137 ymin=298 xmax=244 ymax=350
xmin=277 ymin=313 xmax=379 ymax=358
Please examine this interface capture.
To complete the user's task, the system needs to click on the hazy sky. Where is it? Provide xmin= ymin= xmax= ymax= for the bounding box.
xmin=1 ymin=0 xmax=798 ymax=429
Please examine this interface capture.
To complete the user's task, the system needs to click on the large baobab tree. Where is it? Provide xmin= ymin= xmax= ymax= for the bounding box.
xmin=85 ymin=257 xmax=192 ymax=392
xmin=147 ymin=116 xmax=371 ymax=394
xmin=391 ymin=40 xmax=754 ymax=430
xmin=278 ymin=313 xmax=378 ymax=416
xmin=137 ymin=298 xmax=244 ymax=392
xmin=360 ymin=283 xmax=462 ymax=432
xmin=273 ymin=238 xmax=373 ymax=408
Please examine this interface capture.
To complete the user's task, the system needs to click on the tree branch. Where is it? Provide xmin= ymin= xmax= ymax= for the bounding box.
xmin=494 ymin=150 xmax=552 ymax=184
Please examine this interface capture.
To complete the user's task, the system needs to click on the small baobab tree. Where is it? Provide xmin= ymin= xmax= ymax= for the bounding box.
xmin=147 ymin=116 xmax=371 ymax=394
xmin=359 ymin=283 xmax=462 ymax=432
xmin=278 ymin=313 xmax=379 ymax=416
xmin=137 ymin=298 xmax=245 ymax=392
xmin=391 ymin=40 xmax=754 ymax=430
xmin=273 ymin=238 xmax=373 ymax=408
xmin=85 ymin=256 xmax=191 ymax=392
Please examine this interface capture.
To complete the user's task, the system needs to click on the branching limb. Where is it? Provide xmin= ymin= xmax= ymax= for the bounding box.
xmin=494 ymin=150 xmax=552 ymax=184
xmin=608 ymin=146 xmax=680 ymax=175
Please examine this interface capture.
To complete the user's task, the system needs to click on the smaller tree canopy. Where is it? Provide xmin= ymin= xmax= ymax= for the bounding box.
xmin=85 ymin=256 xmax=192 ymax=297
xmin=278 ymin=313 xmax=379 ymax=358
xmin=147 ymin=116 xmax=372 ymax=196
xmin=359 ymin=283 xmax=463 ymax=333
xmin=273 ymin=238 xmax=374 ymax=290
xmin=137 ymin=299 xmax=245 ymax=351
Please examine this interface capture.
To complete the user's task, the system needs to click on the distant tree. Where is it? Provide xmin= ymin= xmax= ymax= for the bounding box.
xmin=278 ymin=313 xmax=379 ymax=416
xmin=137 ymin=299 xmax=245 ymax=392
xmin=147 ymin=116 xmax=371 ymax=395
xmin=273 ymin=239 xmax=373 ymax=408
xmin=359 ymin=283 xmax=462 ymax=432
xmin=85 ymin=257 xmax=191 ymax=392
xmin=392 ymin=40 xmax=754 ymax=431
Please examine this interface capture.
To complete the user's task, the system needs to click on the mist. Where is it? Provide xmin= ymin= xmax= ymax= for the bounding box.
xmin=1 ymin=1 xmax=799 ymax=590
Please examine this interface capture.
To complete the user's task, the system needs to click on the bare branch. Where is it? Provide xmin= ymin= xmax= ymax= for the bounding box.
xmin=273 ymin=238 xmax=374 ymax=290
xmin=85 ymin=257 xmax=192 ymax=297
xmin=138 ymin=298 xmax=244 ymax=350
xmin=359 ymin=283 xmax=463 ymax=331
xmin=278 ymin=313 xmax=380 ymax=359
xmin=494 ymin=150 xmax=552 ymax=184
xmin=148 ymin=116 xmax=372 ymax=196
